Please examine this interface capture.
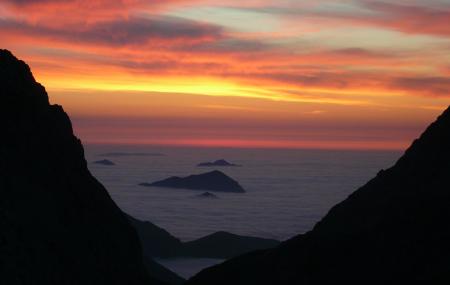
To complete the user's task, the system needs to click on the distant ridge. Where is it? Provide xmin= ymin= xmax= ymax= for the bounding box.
xmin=127 ymin=214 xmax=279 ymax=259
xmin=187 ymin=106 xmax=450 ymax=284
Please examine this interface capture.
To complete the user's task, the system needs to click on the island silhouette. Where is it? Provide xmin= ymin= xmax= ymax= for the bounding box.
xmin=194 ymin=192 xmax=219 ymax=199
xmin=93 ymin=159 xmax=116 ymax=165
xmin=139 ymin=170 xmax=246 ymax=193
xmin=197 ymin=159 xmax=241 ymax=167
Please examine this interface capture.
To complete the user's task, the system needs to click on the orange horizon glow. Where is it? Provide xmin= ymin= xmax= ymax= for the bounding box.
xmin=1 ymin=0 xmax=449 ymax=150
xmin=83 ymin=138 xmax=409 ymax=151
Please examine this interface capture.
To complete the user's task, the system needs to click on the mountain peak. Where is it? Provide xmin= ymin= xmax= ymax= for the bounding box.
xmin=0 ymin=49 xmax=49 ymax=111
xmin=0 ymin=48 xmax=14 ymax=57
xmin=394 ymin=105 xmax=450 ymax=174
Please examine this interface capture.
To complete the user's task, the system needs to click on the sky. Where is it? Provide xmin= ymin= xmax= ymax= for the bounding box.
xmin=1 ymin=0 xmax=450 ymax=150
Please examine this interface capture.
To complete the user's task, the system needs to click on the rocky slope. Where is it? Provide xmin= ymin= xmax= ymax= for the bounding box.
xmin=0 ymin=49 xmax=163 ymax=284
xmin=187 ymin=106 xmax=450 ymax=284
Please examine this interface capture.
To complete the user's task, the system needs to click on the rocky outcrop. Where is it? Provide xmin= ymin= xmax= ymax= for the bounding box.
xmin=0 ymin=49 xmax=162 ymax=284
xmin=139 ymin=170 xmax=245 ymax=193
xmin=187 ymin=106 xmax=450 ymax=284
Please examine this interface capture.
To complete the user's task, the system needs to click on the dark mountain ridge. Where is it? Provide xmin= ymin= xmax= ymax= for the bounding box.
xmin=182 ymin=231 xmax=279 ymax=259
xmin=187 ymin=107 xmax=450 ymax=284
xmin=0 ymin=49 xmax=162 ymax=284
xmin=128 ymin=215 xmax=279 ymax=259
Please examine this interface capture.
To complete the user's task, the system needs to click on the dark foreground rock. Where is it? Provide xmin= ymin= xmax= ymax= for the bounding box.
xmin=128 ymin=215 xmax=279 ymax=259
xmin=140 ymin=170 xmax=245 ymax=193
xmin=94 ymin=159 xmax=115 ymax=165
xmin=197 ymin=159 xmax=240 ymax=167
xmin=0 ymin=50 xmax=163 ymax=284
xmin=186 ymin=106 xmax=450 ymax=285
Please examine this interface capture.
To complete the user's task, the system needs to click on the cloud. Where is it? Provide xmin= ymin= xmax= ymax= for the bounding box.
xmin=1 ymin=0 xmax=449 ymax=103
xmin=361 ymin=1 xmax=450 ymax=36
xmin=5 ymin=0 xmax=63 ymax=3
xmin=216 ymin=70 xmax=450 ymax=99
xmin=328 ymin=48 xmax=391 ymax=58
xmin=83 ymin=16 xmax=223 ymax=44
xmin=0 ymin=16 xmax=223 ymax=46
xmin=3 ymin=0 xmax=142 ymax=6
xmin=390 ymin=77 xmax=450 ymax=96
xmin=2 ymin=0 xmax=196 ymax=11
xmin=175 ymin=38 xmax=271 ymax=54
xmin=247 ymin=1 xmax=450 ymax=37
xmin=0 ymin=0 xmax=199 ymax=26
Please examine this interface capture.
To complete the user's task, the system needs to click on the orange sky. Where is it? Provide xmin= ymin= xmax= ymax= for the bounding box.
xmin=1 ymin=0 xmax=449 ymax=150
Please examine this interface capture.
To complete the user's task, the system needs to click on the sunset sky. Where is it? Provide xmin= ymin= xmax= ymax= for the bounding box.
xmin=1 ymin=0 xmax=450 ymax=150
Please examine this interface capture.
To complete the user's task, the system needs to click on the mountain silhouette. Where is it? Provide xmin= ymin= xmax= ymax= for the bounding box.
xmin=0 ymin=49 xmax=164 ymax=284
xmin=128 ymin=214 xmax=279 ymax=259
xmin=181 ymin=231 xmax=279 ymax=259
xmin=187 ymin=106 xmax=450 ymax=284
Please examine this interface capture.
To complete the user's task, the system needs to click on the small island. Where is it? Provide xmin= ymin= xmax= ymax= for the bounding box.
xmin=100 ymin=152 xmax=164 ymax=157
xmin=197 ymin=159 xmax=241 ymax=167
xmin=139 ymin=170 xmax=245 ymax=193
xmin=195 ymin=192 xmax=219 ymax=199
xmin=93 ymin=159 xmax=115 ymax=166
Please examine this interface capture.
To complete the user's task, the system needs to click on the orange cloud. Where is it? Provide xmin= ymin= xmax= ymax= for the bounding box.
xmin=363 ymin=2 xmax=450 ymax=37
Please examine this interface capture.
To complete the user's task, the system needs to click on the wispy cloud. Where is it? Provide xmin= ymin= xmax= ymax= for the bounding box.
xmin=0 ymin=16 xmax=223 ymax=46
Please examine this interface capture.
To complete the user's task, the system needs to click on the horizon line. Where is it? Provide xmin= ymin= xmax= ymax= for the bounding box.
xmin=83 ymin=140 xmax=406 ymax=152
